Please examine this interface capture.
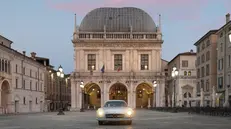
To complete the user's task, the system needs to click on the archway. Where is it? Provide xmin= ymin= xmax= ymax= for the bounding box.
xmin=1 ymin=80 xmax=10 ymax=113
xmin=136 ymin=83 xmax=153 ymax=108
xmin=109 ymin=83 xmax=128 ymax=103
xmin=182 ymin=85 xmax=193 ymax=107
xmin=84 ymin=83 xmax=101 ymax=109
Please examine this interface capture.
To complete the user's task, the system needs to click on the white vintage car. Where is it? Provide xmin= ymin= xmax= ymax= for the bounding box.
xmin=96 ymin=100 xmax=134 ymax=125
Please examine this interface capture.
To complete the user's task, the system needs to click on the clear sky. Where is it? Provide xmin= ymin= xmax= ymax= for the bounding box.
xmin=0 ymin=0 xmax=230 ymax=74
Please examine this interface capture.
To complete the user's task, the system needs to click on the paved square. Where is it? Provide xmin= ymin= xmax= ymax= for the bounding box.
xmin=0 ymin=110 xmax=230 ymax=129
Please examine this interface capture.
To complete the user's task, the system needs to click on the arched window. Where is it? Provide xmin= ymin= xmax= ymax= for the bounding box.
xmin=188 ymin=71 xmax=191 ymax=76
xmin=188 ymin=93 xmax=192 ymax=98
xmin=184 ymin=93 xmax=187 ymax=98
xmin=4 ymin=60 xmax=7 ymax=73
xmin=184 ymin=71 xmax=187 ymax=76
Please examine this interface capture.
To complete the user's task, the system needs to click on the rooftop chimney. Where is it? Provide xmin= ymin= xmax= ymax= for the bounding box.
xmin=22 ymin=51 xmax=26 ymax=55
xmin=190 ymin=49 xmax=193 ymax=53
xmin=226 ymin=13 xmax=230 ymax=23
xmin=31 ymin=52 xmax=36 ymax=58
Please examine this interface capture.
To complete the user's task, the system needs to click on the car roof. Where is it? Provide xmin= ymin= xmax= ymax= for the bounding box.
xmin=105 ymin=100 xmax=127 ymax=103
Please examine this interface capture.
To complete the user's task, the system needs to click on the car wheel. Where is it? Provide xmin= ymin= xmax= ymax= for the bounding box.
xmin=127 ymin=120 xmax=132 ymax=125
xmin=98 ymin=121 xmax=103 ymax=125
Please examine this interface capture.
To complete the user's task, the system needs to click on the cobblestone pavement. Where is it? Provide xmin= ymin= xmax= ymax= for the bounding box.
xmin=0 ymin=110 xmax=231 ymax=129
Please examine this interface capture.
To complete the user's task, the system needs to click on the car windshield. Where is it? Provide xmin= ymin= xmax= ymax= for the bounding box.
xmin=104 ymin=101 xmax=127 ymax=107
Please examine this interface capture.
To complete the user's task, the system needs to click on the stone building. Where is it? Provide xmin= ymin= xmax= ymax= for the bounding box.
xmin=216 ymin=13 xmax=231 ymax=107
xmin=31 ymin=54 xmax=71 ymax=112
xmin=0 ymin=35 xmax=46 ymax=114
xmin=194 ymin=30 xmax=218 ymax=107
xmin=70 ymin=7 xmax=168 ymax=110
xmin=167 ymin=50 xmax=197 ymax=107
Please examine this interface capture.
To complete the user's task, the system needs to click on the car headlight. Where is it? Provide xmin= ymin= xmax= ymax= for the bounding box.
xmin=97 ymin=109 xmax=104 ymax=117
xmin=126 ymin=109 xmax=133 ymax=116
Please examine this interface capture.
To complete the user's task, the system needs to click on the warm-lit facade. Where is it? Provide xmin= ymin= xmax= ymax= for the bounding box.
xmin=31 ymin=55 xmax=72 ymax=112
xmin=0 ymin=35 xmax=46 ymax=114
xmin=70 ymin=7 xmax=168 ymax=110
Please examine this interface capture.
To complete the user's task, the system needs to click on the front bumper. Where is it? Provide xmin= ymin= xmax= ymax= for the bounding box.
xmin=97 ymin=117 xmax=132 ymax=121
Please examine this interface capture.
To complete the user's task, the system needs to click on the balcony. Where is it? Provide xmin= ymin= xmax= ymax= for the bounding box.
xmin=72 ymin=71 xmax=164 ymax=80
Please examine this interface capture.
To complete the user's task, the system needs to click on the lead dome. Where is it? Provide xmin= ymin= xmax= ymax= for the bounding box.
xmin=79 ymin=7 xmax=157 ymax=32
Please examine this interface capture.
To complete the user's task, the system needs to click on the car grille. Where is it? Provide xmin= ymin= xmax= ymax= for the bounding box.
xmin=105 ymin=114 xmax=125 ymax=118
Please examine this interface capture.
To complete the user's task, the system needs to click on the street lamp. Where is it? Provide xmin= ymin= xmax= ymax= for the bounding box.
xmin=144 ymin=65 xmax=148 ymax=70
xmin=57 ymin=65 xmax=65 ymax=115
xmin=171 ymin=67 xmax=179 ymax=107
xmin=153 ymin=81 xmax=157 ymax=107
xmin=90 ymin=65 xmax=94 ymax=75
xmin=80 ymin=81 xmax=85 ymax=112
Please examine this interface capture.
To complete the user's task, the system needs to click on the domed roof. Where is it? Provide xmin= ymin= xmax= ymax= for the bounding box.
xmin=79 ymin=7 xmax=156 ymax=32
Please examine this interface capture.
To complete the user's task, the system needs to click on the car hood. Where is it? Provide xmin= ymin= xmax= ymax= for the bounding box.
xmin=102 ymin=107 xmax=129 ymax=114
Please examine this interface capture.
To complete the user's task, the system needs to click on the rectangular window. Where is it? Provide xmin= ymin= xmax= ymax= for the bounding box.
xmin=140 ymin=54 xmax=149 ymax=70
xmin=229 ymin=55 xmax=230 ymax=67
xmin=30 ymin=69 xmax=32 ymax=77
xmin=197 ymin=46 xmax=200 ymax=53
xmin=40 ymin=83 xmax=43 ymax=91
xmin=206 ymin=51 xmax=210 ymax=61
xmin=36 ymin=82 xmax=38 ymax=91
xmin=30 ymin=81 xmax=32 ymax=90
xmin=36 ymin=98 xmax=38 ymax=104
xmin=218 ymin=59 xmax=223 ymax=70
xmin=15 ymin=78 xmax=18 ymax=88
xmin=114 ymin=54 xmax=123 ymax=71
xmin=23 ymin=67 xmax=25 ymax=75
xmin=218 ymin=77 xmax=223 ymax=89
xmin=15 ymin=64 xmax=18 ymax=73
xmin=87 ymin=54 xmax=96 ymax=70
xmin=206 ymin=64 xmax=209 ymax=76
xmin=35 ymin=72 xmax=37 ymax=78
xmin=201 ymin=67 xmax=205 ymax=77
xmin=182 ymin=60 xmax=188 ymax=67
xmin=23 ymin=97 xmax=26 ymax=105
xmin=197 ymin=69 xmax=200 ymax=78
xmin=23 ymin=80 xmax=26 ymax=89
xmin=202 ymin=54 xmax=205 ymax=63
xmin=206 ymin=80 xmax=209 ymax=91
xmin=197 ymin=82 xmax=200 ymax=93
xmin=220 ymin=43 xmax=223 ymax=52
xmin=197 ymin=57 xmax=200 ymax=65
xmin=227 ymin=75 xmax=230 ymax=87
xmin=201 ymin=80 xmax=204 ymax=91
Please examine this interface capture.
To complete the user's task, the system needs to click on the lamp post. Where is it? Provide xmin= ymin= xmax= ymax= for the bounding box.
xmin=57 ymin=65 xmax=65 ymax=115
xmin=144 ymin=65 xmax=148 ymax=70
xmin=80 ymin=81 xmax=85 ymax=112
xmin=153 ymin=81 xmax=157 ymax=107
xmin=171 ymin=67 xmax=179 ymax=107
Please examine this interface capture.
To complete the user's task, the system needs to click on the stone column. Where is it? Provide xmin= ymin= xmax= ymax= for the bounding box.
xmin=101 ymin=83 xmax=104 ymax=107
xmin=200 ymin=88 xmax=204 ymax=107
xmin=103 ymin=82 xmax=107 ymax=103
xmin=70 ymin=80 xmax=76 ymax=111
xmin=148 ymin=97 xmax=151 ymax=108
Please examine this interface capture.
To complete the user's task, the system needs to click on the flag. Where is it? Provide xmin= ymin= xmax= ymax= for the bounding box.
xmin=117 ymin=66 xmax=121 ymax=72
xmin=101 ymin=65 xmax=105 ymax=73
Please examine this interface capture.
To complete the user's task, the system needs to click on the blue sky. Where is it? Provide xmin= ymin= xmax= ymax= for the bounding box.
xmin=0 ymin=0 xmax=230 ymax=73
